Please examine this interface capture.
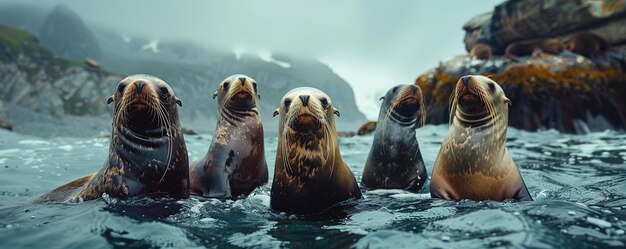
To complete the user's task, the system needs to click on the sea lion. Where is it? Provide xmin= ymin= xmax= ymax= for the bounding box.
xmin=357 ymin=121 xmax=377 ymax=135
xmin=565 ymin=32 xmax=609 ymax=58
xmin=188 ymin=75 xmax=268 ymax=198
xmin=469 ymin=43 xmax=493 ymax=60
xmin=505 ymin=38 xmax=563 ymax=57
xmin=37 ymin=74 xmax=188 ymax=203
xmin=270 ymin=87 xmax=362 ymax=215
xmin=362 ymin=84 xmax=428 ymax=191
xmin=430 ymin=75 xmax=532 ymax=201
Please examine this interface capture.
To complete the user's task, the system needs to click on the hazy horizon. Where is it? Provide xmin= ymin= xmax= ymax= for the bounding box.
xmin=1 ymin=0 xmax=502 ymax=120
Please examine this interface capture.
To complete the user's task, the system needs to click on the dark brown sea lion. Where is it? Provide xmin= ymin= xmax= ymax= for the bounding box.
xmin=565 ymin=32 xmax=609 ymax=58
xmin=362 ymin=84 xmax=428 ymax=191
xmin=188 ymin=75 xmax=268 ymax=198
xmin=469 ymin=43 xmax=493 ymax=60
xmin=505 ymin=38 xmax=564 ymax=57
xmin=430 ymin=75 xmax=532 ymax=201
xmin=270 ymin=87 xmax=362 ymax=215
xmin=37 ymin=74 xmax=188 ymax=203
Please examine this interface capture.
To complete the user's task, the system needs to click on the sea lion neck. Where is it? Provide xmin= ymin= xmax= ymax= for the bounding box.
xmin=218 ymin=103 xmax=260 ymax=126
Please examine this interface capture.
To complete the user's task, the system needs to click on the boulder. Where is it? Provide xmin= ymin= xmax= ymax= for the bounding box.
xmin=464 ymin=0 xmax=626 ymax=53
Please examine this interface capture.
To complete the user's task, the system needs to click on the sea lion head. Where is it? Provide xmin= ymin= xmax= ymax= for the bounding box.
xmin=108 ymin=74 xmax=182 ymax=135
xmin=451 ymin=75 xmax=510 ymax=128
xmin=274 ymin=87 xmax=340 ymax=176
xmin=379 ymin=84 xmax=425 ymax=127
xmin=213 ymin=74 xmax=260 ymax=112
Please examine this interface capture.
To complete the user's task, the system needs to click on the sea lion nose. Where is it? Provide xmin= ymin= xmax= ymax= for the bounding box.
xmin=411 ymin=85 xmax=418 ymax=94
xmin=300 ymin=95 xmax=310 ymax=106
xmin=239 ymin=77 xmax=246 ymax=86
xmin=134 ymin=81 xmax=145 ymax=94
xmin=461 ymin=76 xmax=470 ymax=86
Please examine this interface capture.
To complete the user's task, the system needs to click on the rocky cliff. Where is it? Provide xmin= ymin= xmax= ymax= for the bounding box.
xmin=0 ymin=4 xmax=366 ymax=133
xmin=416 ymin=0 xmax=626 ymax=133
xmin=0 ymin=24 xmax=120 ymax=120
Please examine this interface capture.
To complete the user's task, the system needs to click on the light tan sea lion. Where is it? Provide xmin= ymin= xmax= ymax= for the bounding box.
xmin=430 ymin=75 xmax=532 ymax=201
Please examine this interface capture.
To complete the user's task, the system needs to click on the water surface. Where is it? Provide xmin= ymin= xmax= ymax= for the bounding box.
xmin=0 ymin=125 xmax=625 ymax=248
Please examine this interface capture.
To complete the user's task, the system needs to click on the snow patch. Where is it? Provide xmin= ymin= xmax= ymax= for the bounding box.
xmin=258 ymin=51 xmax=291 ymax=68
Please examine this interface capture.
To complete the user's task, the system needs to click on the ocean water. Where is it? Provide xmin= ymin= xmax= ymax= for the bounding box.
xmin=0 ymin=125 xmax=625 ymax=248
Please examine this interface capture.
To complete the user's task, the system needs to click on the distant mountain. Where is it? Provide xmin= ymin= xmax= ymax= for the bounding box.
xmin=0 ymin=4 xmax=366 ymax=132
xmin=0 ymin=3 xmax=47 ymax=35
xmin=38 ymin=4 xmax=101 ymax=61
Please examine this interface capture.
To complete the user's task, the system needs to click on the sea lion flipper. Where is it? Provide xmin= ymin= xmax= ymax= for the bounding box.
xmin=35 ymin=173 xmax=95 ymax=203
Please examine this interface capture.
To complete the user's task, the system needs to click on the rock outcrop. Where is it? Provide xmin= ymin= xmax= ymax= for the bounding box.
xmin=0 ymin=24 xmax=121 ymax=118
xmin=464 ymin=0 xmax=626 ymax=54
xmin=417 ymin=0 xmax=626 ymax=134
xmin=38 ymin=4 xmax=101 ymax=61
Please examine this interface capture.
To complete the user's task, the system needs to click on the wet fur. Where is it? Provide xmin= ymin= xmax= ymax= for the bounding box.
xmin=189 ymin=75 xmax=268 ymax=198
xmin=362 ymin=84 xmax=428 ymax=191
xmin=271 ymin=87 xmax=361 ymax=215
xmin=431 ymin=75 xmax=532 ymax=201
xmin=36 ymin=75 xmax=189 ymax=203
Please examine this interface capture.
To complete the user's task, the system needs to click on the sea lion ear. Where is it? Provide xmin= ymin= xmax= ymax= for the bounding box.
xmin=333 ymin=108 xmax=340 ymax=117
xmin=379 ymin=96 xmax=384 ymax=101
xmin=504 ymin=97 xmax=512 ymax=106
xmin=107 ymin=96 xmax=114 ymax=105
xmin=273 ymin=109 xmax=279 ymax=117
xmin=175 ymin=97 xmax=182 ymax=107
xmin=212 ymin=91 xmax=218 ymax=99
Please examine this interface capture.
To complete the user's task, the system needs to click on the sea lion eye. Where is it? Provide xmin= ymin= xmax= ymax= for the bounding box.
xmin=252 ymin=82 xmax=257 ymax=91
xmin=223 ymin=82 xmax=230 ymax=90
xmin=392 ymin=86 xmax=399 ymax=93
xmin=117 ymin=84 xmax=126 ymax=93
xmin=320 ymin=97 xmax=328 ymax=108
xmin=284 ymin=99 xmax=292 ymax=108
xmin=488 ymin=82 xmax=496 ymax=92
xmin=160 ymin=87 xmax=169 ymax=95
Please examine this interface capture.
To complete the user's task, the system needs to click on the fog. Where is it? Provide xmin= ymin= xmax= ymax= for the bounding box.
xmin=4 ymin=0 xmax=501 ymax=119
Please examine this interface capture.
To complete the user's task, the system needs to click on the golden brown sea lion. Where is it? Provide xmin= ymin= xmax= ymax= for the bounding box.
xmin=469 ymin=43 xmax=493 ymax=60
xmin=504 ymin=38 xmax=564 ymax=57
xmin=430 ymin=75 xmax=532 ymax=201
xmin=37 ymin=74 xmax=189 ymax=203
xmin=270 ymin=87 xmax=362 ymax=215
xmin=189 ymin=75 xmax=268 ymax=199
xmin=565 ymin=32 xmax=609 ymax=58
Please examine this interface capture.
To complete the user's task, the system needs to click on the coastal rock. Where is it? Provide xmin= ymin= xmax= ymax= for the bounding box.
xmin=416 ymin=49 xmax=626 ymax=133
xmin=0 ymin=24 xmax=121 ymax=118
xmin=0 ymin=99 xmax=12 ymax=130
xmin=464 ymin=0 xmax=626 ymax=53
xmin=421 ymin=0 xmax=626 ymax=134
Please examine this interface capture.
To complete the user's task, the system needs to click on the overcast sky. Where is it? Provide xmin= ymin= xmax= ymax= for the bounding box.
xmin=7 ymin=0 xmax=502 ymax=119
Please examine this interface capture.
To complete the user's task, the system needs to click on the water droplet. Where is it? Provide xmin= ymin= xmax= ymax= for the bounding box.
xmin=441 ymin=235 xmax=450 ymax=242
xmin=567 ymin=211 xmax=576 ymax=216
xmin=30 ymin=216 xmax=35 ymax=219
